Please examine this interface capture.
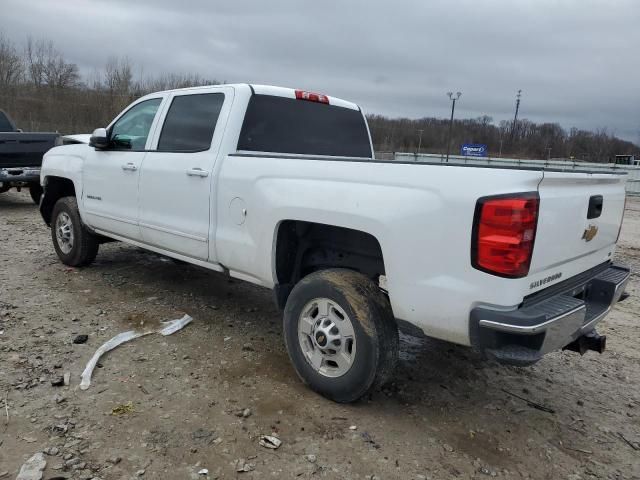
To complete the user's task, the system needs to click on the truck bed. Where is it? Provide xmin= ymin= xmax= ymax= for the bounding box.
xmin=0 ymin=132 xmax=59 ymax=168
xmin=236 ymin=151 xmax=629 ymax=176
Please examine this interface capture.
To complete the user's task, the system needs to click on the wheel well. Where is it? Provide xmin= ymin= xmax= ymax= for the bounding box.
xmin=41 ymin=176 xmax=76 ymax=225
xmin=274 ymin=220 xmax=385 ymax=309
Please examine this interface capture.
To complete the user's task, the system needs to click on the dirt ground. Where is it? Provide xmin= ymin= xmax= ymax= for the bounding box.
xmin=1 ymin=189 xmax=639 ymax=480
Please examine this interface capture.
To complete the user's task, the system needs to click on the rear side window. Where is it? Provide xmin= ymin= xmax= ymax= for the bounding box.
xmin=0 ymin=111 xmax=15 ymax=132
xmin=237 ymin=95 xmax=372 ymax=158
xmin=158 ymin=93 xmax=225 ymax=152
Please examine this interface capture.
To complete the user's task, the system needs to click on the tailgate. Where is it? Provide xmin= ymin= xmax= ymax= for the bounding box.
xmin=531 ymin=171 xmax=626 ymax=279
xmin=0 ymin=133 xmax=58 ymax=168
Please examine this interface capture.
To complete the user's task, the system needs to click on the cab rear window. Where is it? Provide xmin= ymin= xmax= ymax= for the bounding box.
xmin=237 ymin=95 xmax=372 ymax=158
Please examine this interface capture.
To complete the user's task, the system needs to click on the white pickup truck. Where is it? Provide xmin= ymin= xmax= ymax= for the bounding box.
xmin=39 ymin=84 xmax=630 ymax=402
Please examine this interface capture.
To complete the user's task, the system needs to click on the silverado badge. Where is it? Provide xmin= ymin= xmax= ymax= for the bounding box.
xmin=582 ymin=224 xmax=598 ymax=242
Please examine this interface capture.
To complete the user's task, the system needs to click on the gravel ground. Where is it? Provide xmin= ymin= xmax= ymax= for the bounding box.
xmin=0 ymin=189 xmax=639 ymax=480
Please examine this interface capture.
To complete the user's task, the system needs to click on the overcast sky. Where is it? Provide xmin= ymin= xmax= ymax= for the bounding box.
xmin=2 ymin=0 xmax=639 ymax=144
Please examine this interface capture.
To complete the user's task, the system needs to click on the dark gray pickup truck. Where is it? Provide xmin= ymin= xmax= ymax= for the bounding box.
xmin=0 ymin=109 xmax=60 ymax=204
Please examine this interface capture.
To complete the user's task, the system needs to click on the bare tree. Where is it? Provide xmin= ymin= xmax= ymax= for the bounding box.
xmin=24 ymin=37 xmax=44 ymax=87
xmin=135 ymin=72 xmax=218 ymax=94
xmin=104 ymin=56 xmax=133 ymax=95
xmin=25 ymin=37 xmax=79 ymax=89
xmin=0 ymin=33 xmax=24 ymax=87
xmin=44 ymin=55 xmax=80 ymax=89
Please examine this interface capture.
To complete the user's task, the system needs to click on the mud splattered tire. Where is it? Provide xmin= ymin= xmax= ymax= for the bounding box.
xmin=283 ymin=268 xmax=398 ymax=403
xmin=51 ymin=196 xmax=99 ymax=267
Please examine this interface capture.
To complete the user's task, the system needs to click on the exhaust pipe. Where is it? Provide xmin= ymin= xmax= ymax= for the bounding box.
xmin=563 ymin=330 xmax=606 ymax=355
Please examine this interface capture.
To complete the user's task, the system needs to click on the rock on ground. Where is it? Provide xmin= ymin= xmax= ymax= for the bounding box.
xmin=16 ymin=452 xmax=46 ymax=480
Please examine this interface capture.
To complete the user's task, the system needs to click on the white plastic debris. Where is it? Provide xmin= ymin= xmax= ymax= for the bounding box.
xmin=198 ymin=468 xmax=209 ymax=475
xmin=79 ymin=314 xmax=193 ymax=390
xmin=259 ymin=435 xmax=282 ymax=449
xmin=80 ymin=330 xmax=150 ymax=390
xmin=16 ymin=452 xmax=46 ymax=480
xmin=159 ymin=314 xmax=193 ymax=336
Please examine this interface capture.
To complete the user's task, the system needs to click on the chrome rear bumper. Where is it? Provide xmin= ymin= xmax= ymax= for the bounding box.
xmin=470 ymin=263 xmax=630 ymax=365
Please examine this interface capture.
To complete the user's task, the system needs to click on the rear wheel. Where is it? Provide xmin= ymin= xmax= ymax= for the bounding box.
xmin=51 ymin=196 xmax=99 ymax=267
xmin=283 ymin=269 xmax=398 ymax=403
xmin=29 ymin=184 xmax=43 ymax=205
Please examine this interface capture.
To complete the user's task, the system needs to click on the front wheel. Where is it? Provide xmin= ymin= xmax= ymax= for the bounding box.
xmin=283 ymin=269 xmax=398 ymax=403
xmin=51 ymin=196 xmax=99 ymax=267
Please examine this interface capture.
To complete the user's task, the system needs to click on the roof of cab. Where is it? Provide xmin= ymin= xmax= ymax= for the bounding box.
xmin=147 ymin=83 xmax=360 ymax=111
xmin=249 ymin=85 xmax=360 ymax=111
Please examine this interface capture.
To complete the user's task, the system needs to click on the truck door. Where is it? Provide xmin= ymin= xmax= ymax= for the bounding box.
xmin=82 ymin=97 xmax=164 ymax=240
xmin=138 ymin=87 xmax=233 ymax=261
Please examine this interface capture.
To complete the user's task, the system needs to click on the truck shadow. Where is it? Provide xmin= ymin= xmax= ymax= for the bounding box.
xmin=0 ymin=191 xmax=37 ymax=209
xmin=91 ymin=243 xmax=539 ymax=395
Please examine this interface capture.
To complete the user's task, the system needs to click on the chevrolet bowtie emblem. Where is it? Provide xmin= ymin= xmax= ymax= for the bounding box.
xmin=582 ymin=224 xmax=598 ymax=242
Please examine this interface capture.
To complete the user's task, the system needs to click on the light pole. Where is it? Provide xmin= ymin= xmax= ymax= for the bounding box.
xmin=445 ymin=91 xmax=461 ymax=162
xmin=417 ymin=129 xmax=423 ymax=155
xmin=498 ymin=128 xmax=505 ymax=158
xmin=510 ymin=89 xmax=522 ymax=140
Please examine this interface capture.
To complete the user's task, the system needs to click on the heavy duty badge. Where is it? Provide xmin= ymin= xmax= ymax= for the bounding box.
xmin=582 ymin=224 xmax=598 ymax=242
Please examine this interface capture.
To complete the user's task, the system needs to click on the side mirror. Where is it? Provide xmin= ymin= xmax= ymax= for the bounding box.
xmin=89 ymin=128 xmax=109 ymax=149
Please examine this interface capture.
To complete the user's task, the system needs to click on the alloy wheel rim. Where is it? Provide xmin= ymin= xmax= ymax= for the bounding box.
xmin=55 ymin=212 xmax=74 ymax=254
xmin=298 ymin=297 xmax=356 ymax=378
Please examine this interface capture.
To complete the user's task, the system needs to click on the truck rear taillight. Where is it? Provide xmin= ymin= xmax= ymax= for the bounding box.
xmin=471 ymin=192 xmax=539 ymax=278
xmin=295 ymin=90 xmax=329 ymax=104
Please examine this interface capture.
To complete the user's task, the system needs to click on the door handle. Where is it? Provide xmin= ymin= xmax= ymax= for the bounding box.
xmin=121 ymin=163 xmax=137 ymax=171
xmin=186 ymin=168 xmax=209 ymax=178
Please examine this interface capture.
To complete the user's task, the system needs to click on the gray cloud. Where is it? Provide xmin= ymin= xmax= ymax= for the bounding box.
xmin=2 ymin=0 xmax=639 ymax=143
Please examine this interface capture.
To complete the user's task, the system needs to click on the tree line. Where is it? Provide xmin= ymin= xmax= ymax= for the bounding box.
xmin=0 ymin=34 xmax=218 ymax=134
xmin=0 ymin=33 xmax=636 ymax=161
xmin=367 ymin=114 xmax=637 ymax=161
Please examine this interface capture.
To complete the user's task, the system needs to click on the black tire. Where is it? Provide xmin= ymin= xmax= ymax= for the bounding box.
xmin=283 ymin=268 xmax=398 ymax=403
xmin=29 ymin=183 xmax=43 ymax=205
xmin=50 ymin=196 xmax=99 ymax=267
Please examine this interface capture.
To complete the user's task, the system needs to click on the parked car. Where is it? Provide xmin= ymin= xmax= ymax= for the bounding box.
xmin=37 ymin=84 xmax=630 ymax=402
xmin=0 ymin=109 xmax=60 ymax=204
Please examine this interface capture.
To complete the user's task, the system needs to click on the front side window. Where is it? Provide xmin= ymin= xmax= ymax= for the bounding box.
xmin=157 ymin=93 xmax=225 ymax=152
xmin=110 ymin=98 xmax=162 ymax=151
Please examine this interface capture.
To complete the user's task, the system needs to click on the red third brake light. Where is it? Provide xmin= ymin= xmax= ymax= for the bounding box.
xmin=471 ymin=192 xmax=540 ymax=278
xmin=295 ymin=90 xmax=330 ymax=104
